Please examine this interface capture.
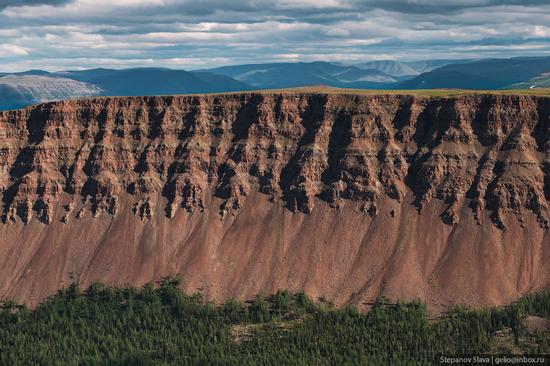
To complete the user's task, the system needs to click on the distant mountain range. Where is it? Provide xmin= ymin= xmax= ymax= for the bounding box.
xmin=202 ymin=62 xmax=399 ymax=88
xmin=0 ymin=68 xmax=254 ymax=110
xmin=2 ymin=56 xmax=550 ymax=110
xmin=340 ymin=59 xmax=474 ymax=77
xmin=398 ymin=56 xmax=550 ymax=89
xmin=510 ymin=72 xmax=550 ymax=89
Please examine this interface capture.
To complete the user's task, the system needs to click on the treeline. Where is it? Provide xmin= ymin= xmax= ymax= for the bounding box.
xmin=0 ymin=278 xmax=549 ymax=365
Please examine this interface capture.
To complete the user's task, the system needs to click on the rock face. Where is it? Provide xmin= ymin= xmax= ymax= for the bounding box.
xmin=0 ymin=93 xmax=549 ymax=311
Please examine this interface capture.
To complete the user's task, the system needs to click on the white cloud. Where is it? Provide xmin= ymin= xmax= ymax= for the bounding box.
xmin=531 ymin=26 xmax=550 ymax=38
xmin=326 ymin=28 xmax=350 ymax=37
xmin=0 ymin=44 xmax=28 ymax=57
xmin=276 ymin=0 xmax=347 ymax=9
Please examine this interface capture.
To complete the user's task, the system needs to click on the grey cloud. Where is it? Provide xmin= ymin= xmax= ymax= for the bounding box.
xmin=164 ymin=0 xmax=550 ymax=16
xmin=351 ymin=0 xmax=550 ymax=14
xmin=0 ymin=0 xmax=71 ymax=10
xmin=0 ymin=0 xmax=549 ymax=71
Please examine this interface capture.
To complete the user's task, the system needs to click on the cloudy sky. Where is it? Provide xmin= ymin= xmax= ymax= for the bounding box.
xmin=0 ymin=0 xmax=549 ymax=71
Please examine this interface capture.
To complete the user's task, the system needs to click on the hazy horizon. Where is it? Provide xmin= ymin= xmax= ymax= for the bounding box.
xmin=0 ymin=58 xmax=479 ymax=73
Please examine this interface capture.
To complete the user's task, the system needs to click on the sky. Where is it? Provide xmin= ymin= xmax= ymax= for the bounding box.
xmin=0 ymin=0 xmax=549 ymax=72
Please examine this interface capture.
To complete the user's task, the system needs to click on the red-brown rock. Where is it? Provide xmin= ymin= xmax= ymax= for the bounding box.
xmin=0 ymin=93 xmax=549 ymax=312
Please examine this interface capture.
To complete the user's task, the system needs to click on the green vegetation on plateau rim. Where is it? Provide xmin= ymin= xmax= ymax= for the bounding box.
xmin=1 ymin=279 xmax=549 ymax=365
xmin=248 ymin=86 xmax=550 ymax=97
xmin=145 ymin=86 xmax=550 ymax=98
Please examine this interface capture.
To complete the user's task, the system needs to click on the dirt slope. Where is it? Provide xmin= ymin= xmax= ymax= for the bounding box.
xmin=0 ymin=93 xmax=549 ymax=311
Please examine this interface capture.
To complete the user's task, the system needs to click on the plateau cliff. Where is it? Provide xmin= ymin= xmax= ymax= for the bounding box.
xmin=0 ymin=93 xmax=549 ymax=311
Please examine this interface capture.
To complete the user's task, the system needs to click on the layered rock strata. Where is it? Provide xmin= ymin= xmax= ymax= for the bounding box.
xmin=0 ymin=93 xmax=549 ymax=311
